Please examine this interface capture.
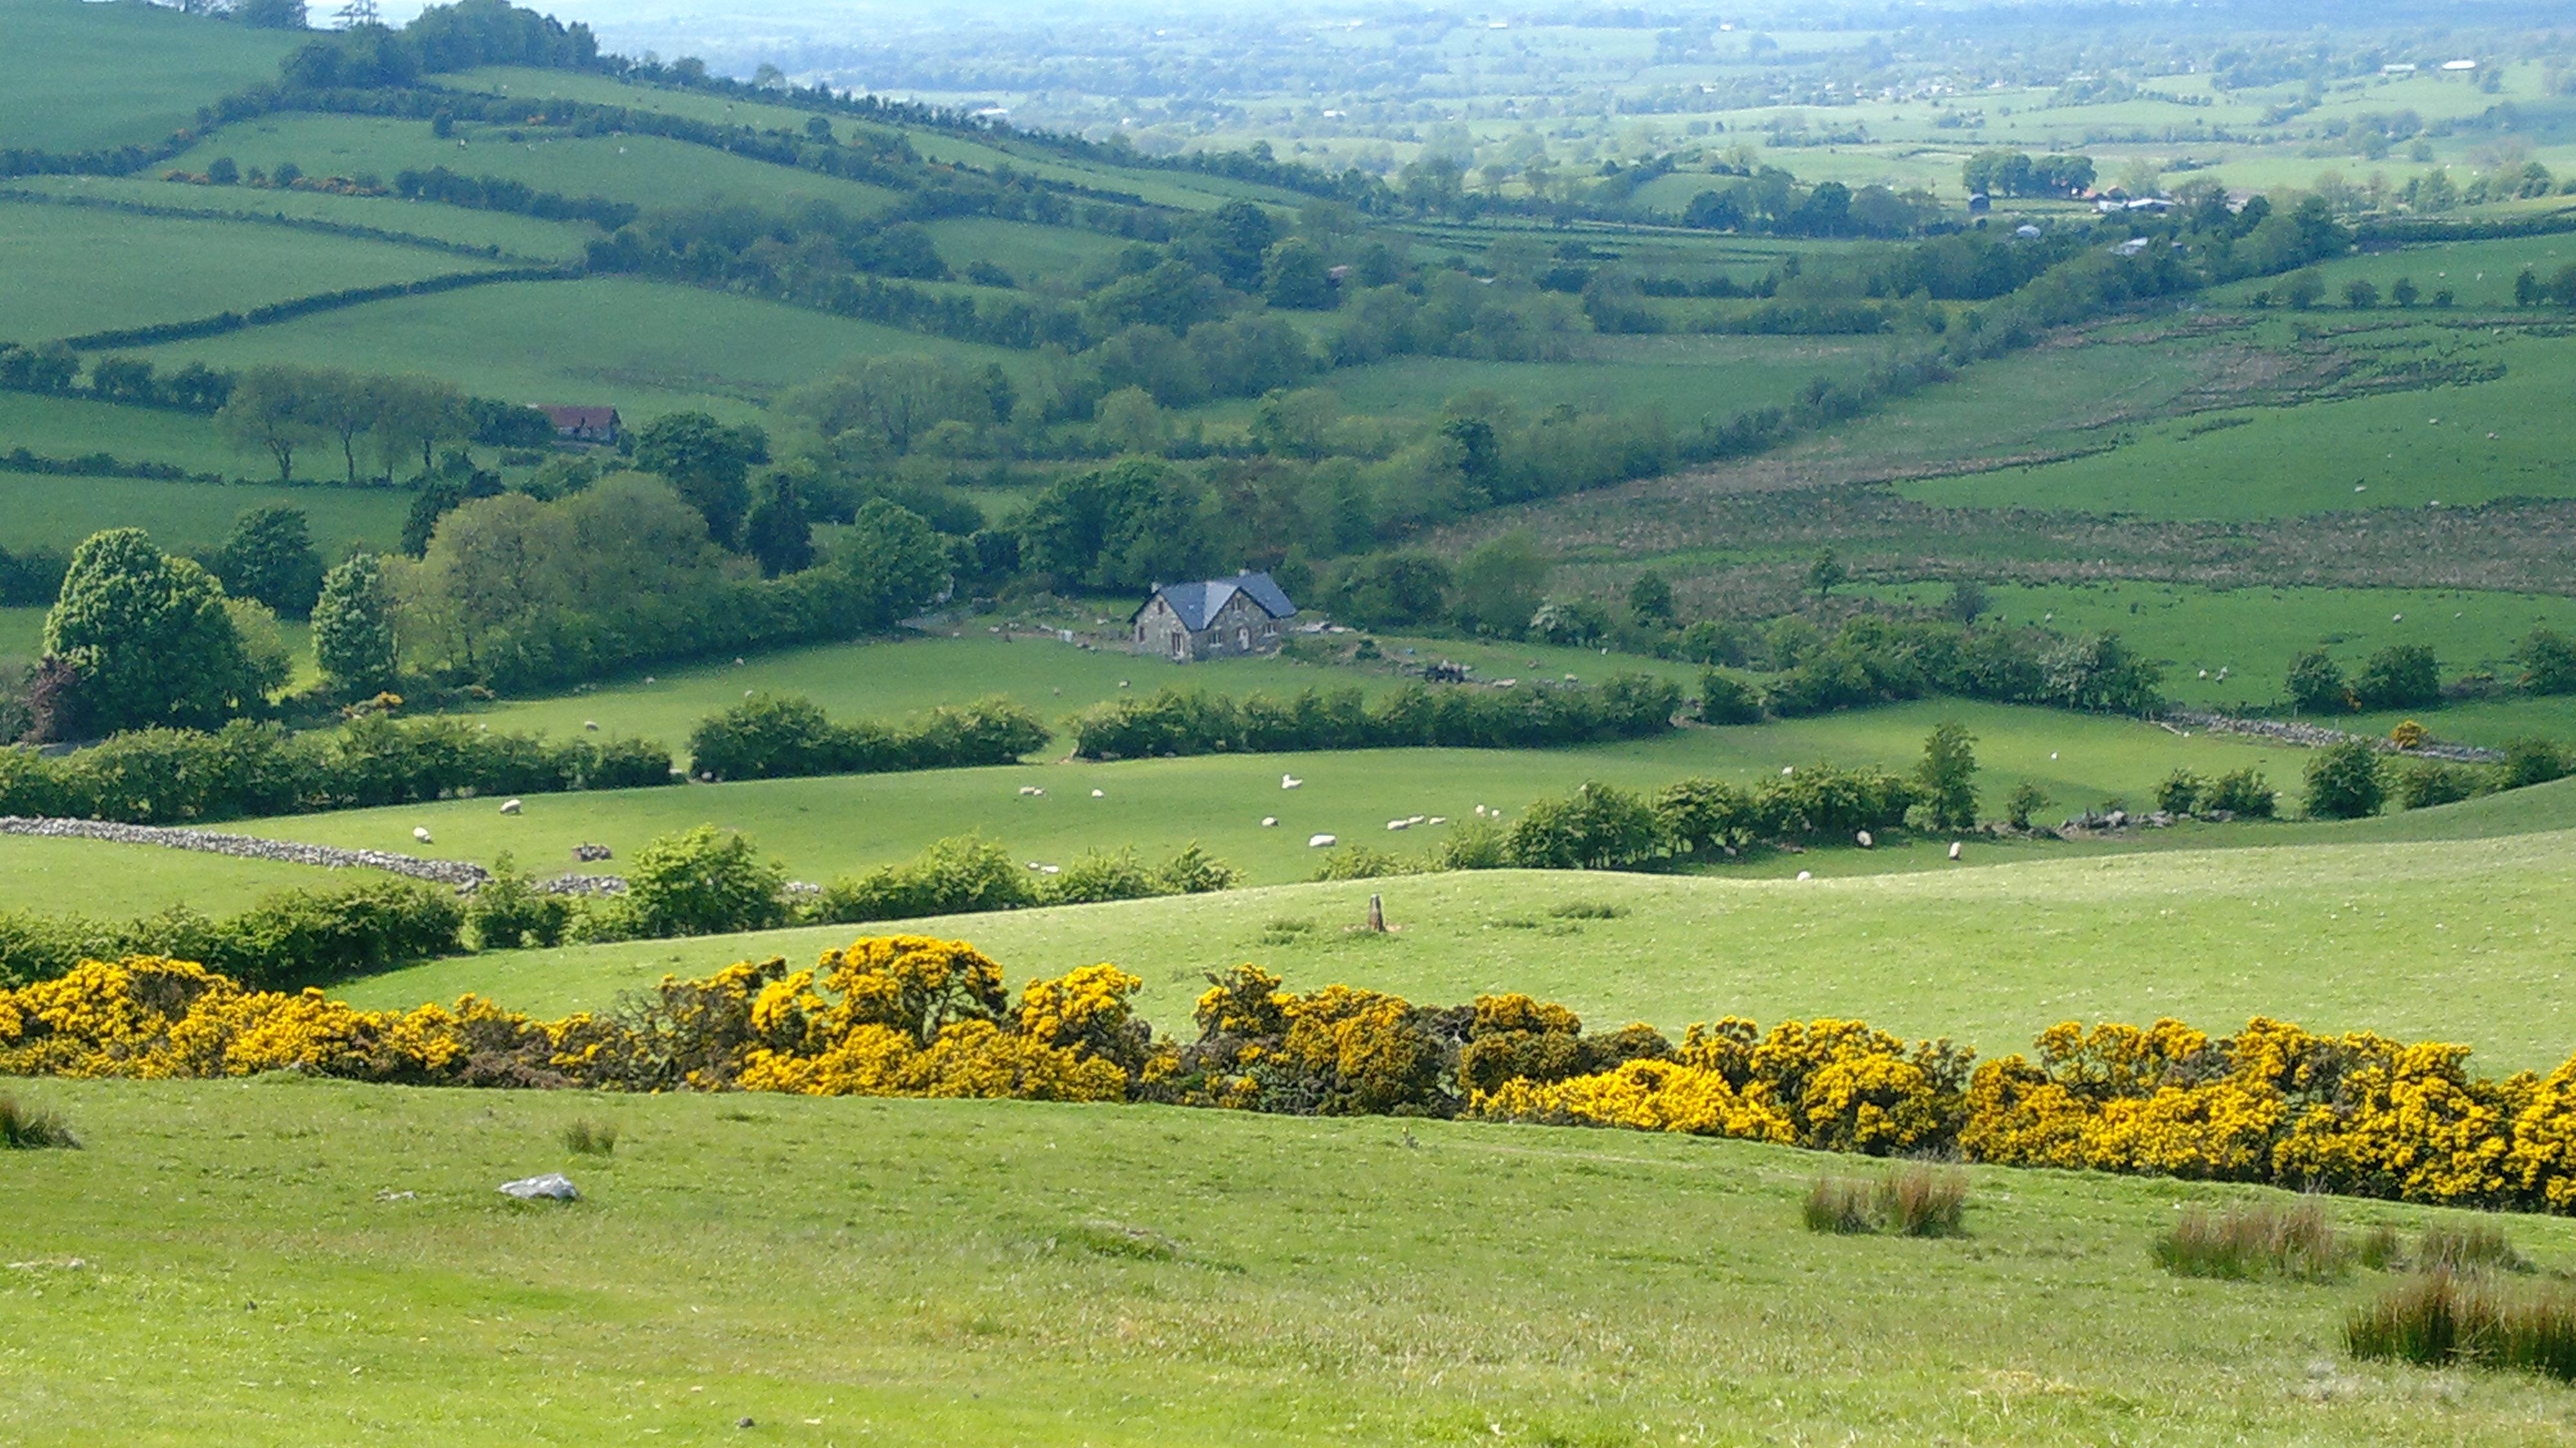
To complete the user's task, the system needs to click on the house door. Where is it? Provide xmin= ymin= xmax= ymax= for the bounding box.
xmin=1171 ymin=632 xmax=1188 ymax=660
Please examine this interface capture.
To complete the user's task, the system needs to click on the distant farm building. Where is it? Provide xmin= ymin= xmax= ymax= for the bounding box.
xmin=1133 ymin=571 xmax=1299 ymax=662
xmin=538 ymin=406 xmax=622 ymax=446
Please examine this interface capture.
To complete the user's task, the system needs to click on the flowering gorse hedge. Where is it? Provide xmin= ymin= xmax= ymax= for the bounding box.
xmin=14 ymin=942 xmax=2576 ymax=1215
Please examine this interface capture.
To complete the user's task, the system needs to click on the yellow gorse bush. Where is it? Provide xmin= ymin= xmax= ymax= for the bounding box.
xmin=16 ymin=943 xmax=2576 ymax=1216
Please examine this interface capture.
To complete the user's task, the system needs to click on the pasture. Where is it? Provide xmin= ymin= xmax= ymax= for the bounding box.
xmin=1326 ymin=331 xmax=1897 ymax=419
xmin=6 ymin=175 xmax=602 ymax=264
xmin=0 ymin=0 xmax=296 ymax=154
xmin=0 ymin=471 xmax=409 ymax=558
xmin=14 ymin=1080 xmax=2573 ymax=1447
xmin=196 ymin=698 xmax=2293 ymax=901
xmin=1863 ymin=579 xmax=2576 ymax=719
xmin=162 ymin=113 xmax=907 ymax=220
xmin=0 ymin=391 xmax=241 ymax=479
xmin=133 ymin=277 xmax=1028 ymax=421
xmin=0 ymin=198 xmax=498 ymax=344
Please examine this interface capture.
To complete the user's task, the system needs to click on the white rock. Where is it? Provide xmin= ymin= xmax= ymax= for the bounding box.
xmin=1308 ymin=834 xmax=1337 ymax=848
xmin=500 ymin=799 xmax=522 ymax=815
xmin=498 ymin=1173 xmax=578 ymax=1201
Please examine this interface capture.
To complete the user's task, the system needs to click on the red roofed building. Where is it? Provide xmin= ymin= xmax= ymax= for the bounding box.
xmin=538 ymin=406 xmax=622 ymax=445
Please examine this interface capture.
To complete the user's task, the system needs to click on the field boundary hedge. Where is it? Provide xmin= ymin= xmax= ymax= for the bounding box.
xmin=1065 ymin=676 xmax=1687 ymax=760
xmin=13 ymin=940 xmax=2576 ymax=1217
xmin=0 ymin=184 xmax=548 ymax=265
xmin=58 ymin=265 xmax=575 ymax=350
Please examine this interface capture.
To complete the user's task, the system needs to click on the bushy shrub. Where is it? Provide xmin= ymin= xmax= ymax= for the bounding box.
xmin=2202 ymin=767 xmax=2277 ymax=818
xmin=1696 ymin=669 xmax=1765 ymax=725
xmin=2354 ymin=645 xmax=2442 ymax=712
xmin=1805 ymin=1166 xmax=1968 ymax=1236
xmin=561 ymin=1119 xmax=620 ymax=1156
xmin=1504 ymin=781 xmax=1663 ymax=870
xmin=1066 ymin=675 xmax=1684 ymax=760
xmin=2155 ymin=770 xmax=2203 ymax=817
xmin=2304 ymin=740 xmax=2387 ymax=819
xmin=2286 ymin=649 xmax=2349 ymax=714
xmin=2396 ymin=759 xmax=2488 ymax=811
xmin=2501 ymin=736 xmax=2573 ymax=791
xmin=1655 ymin=765 xmax=1922 ymax=854
xmin=0 ymin=1094 xmax=79 ymax=1149
xmin=2346 ymin=1273 xmax=2576 ymax=1382
xmin=1310 ymin=845 xmax=1420 ymax=881
xmin=1046 ymin=847 xmax=1160 ymax=906
xmin=1150 ymin=843 xmax=1240 ymax=895
xmin=467 ymin=853 xmax=572 ymax=951
xmin=686 ymin=693 xmax=1048 ymax=781
xmin=1804 ymin=1176 xmax=1875 ymax=1234
xmin=625 ymin=826 xmax=787 ymax=938
xmin=204 ymin=879 xmax=466 ymax=989
xmin=811 ymin=835 xmax=1037 ymax=925
xmin=2512 ymin=627 xmax=2576 ymax=696
xmin=2418 ymin=1223 xmax=2532 ymax=1275
xmin=2005 ymin=780 xmax=2050 ymax=831
xmin=1430 ymin=817 xmax=1510 ymax=870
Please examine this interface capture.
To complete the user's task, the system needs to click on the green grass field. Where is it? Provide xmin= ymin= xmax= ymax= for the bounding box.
xmin=0 ymin=834 xmax=402 ymax=922
xmin=1864 ymin=579 xmax=2576 ymax=720
xmin=0 ymin=198 xmax=498 ymax=343
xmin=6 ymin=175 xmax=601 ymax=264
xmin=1899 ymin=323 xmax=2576 ymax=521
xmin=0 ymin=390 xmax=246 ymax=479
xmin=16 ymin=1079 xmax=2568 ymax=1447
xmin=344 ymin=783 xmax=2576 ymax=1076
xmin=0 ymin=0 xmax=296 ymax=154
xmin=164 ymin=113 xmax=905 ymax=219
xmin=133 ymin=276 xmax=1027 ymax=421
xmin=0 ymin=605 xmax=41 ymax=669
xmin=0 ymin=471 xmax=409 ymax=558
xmin=1327 ymin=332 xmax=1895 ymax=419
xmin=191 ymin=699 xmax=2288 ymax=903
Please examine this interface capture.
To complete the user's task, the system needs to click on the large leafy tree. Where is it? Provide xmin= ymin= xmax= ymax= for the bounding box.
xmin=311 ymin=553 xmax=399 ymax=698
xmin=633 ymin=412 xmax=770 ymax=547
xmin=214 ymin=505 xmax=325 ymax=617
xmin=43 ymin=529 xmax=263 ymax=734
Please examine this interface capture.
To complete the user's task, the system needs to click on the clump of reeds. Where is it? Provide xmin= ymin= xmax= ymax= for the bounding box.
xmin=2418 ymin=1222 xmax=2531 ymax=1276
xmin=2152 ymin=1200 xmax=2347 ymax=1281
xmin=1803 ymin=1163 xmax=1969 ymax=1237
xmin=2345 ymin=1272 xmax=2576 ymax=1382
xmin=560 ymin=1118 xmax=620 ymax=1156
xmin=0 ymin=1094 xmax=79 ymax=1150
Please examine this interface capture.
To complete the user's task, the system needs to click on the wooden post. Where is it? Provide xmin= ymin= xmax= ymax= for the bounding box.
xmin=1367 ymin=894 xmax=1387 ymax=932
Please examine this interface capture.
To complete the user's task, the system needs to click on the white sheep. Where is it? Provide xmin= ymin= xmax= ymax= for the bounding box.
xmin=412 ymin=827 xmax=433 ymax=844
xmin=500 ymin=799 xmax=522 ymax=816
xmin=1795 ymin=870 xmax=1813 ymax=881
xmin=1949 ymin=841 xmax=1964 ymax=861
xmin=1281 ymin=774 xmax=1303 ymax=790
xmin=1308 ymin=834 xmax=1337 ymax=848
xmin=1781 ymin=766 xmax=1795 ymax=777
xmin=1428 ymin=816 xmax=1446 ymax=826
xmin=1091 ymin=788 xmax=1104 ymax=798
xmin=1406 ymin=815 xmax=1425 ymax=825
xmin=1387 ymin=819 xmax=1410 ymax=831
xmin=1856 ymin=830 xmax=1873 ymax=848
xmin=1041 ymin=864 xmax=1060 ymax=875
xmin=1262 ymin=817 xmax=1278 ymax=827
xmin=583 ymin=719 xmax=600 ymax=731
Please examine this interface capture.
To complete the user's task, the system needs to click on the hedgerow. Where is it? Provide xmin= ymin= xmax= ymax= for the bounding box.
xmin=687 ymin=693 xmax=1049 ymax=781
xmin=17 ymin=940 xmax=2576 ymax=1217
xmin=1065 ymin=675 xmax=1686 ymax=760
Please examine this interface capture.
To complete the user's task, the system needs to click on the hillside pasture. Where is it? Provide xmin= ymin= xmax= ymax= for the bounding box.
xmin=0 ymin=834 xmax=400 ymax=924
xmin=0 ymin=391 xmax=241 ymax=477
xmin=0 ymin=0 xmax=297 ymax=154
xmin=0 ymin=199 xmax=499 ymax=343
xmin=1863 ymin=579 xmax=2576 ymax=718
xmin=133 ymin=277 xmax=1030 ymax=421
xmin=345 ymin=792 xmax=2576 ymax=1074
xmin=5 ymin=175 xmax=601 ymax=264
xmin=15 ymin=1082 xmax=2573 ymax=1447
xmin=163 ymin=113 xmax=905 ymax=220
xmin=0 ymin=472 xmax=410 ymax=558
xmin=1327 ymin=331 xmax=1897 ymax=419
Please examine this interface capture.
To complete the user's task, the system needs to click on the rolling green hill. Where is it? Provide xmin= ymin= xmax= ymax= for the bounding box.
xmin=0 ymin=0 xmax=298 ymax=154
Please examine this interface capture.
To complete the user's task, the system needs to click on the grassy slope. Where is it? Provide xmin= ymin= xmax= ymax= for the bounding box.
xmin=0 ymin=0 xmax=296 ymax=153
xmin=1327 ymin=332 xmax=1895 ymax=419
xmin=164 ymin=113 xmax=905 ymax=218
xmin=197 ymin=699 xmax=2293 ymax=901
xmin=0 ymin=835 xmax=404 ymax=922
xmin=5 ymin=175 xmax=600 ymax=263
xmin=0 ymin=470 xmax=410 ymax=557
xmin=347 ymin=785 xmax=2576 ymax=1075
xmin=0 ymin=390 xmax=240 ymax=475
xmin=1864 ymin=578 xmax=2576 ymax=721
xmin=133 ymin=276 xmax=1027 ymax=421
xmin=14 ymin=1082 xmax=2567 ymax=1447
xmin=0 ymin=198 xmax=497 ymax=341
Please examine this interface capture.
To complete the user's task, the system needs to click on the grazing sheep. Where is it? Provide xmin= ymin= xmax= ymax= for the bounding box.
xmin=1308 ymin=834 xmax=1337 ymax=848
xmin=413 ymin=827 xmax=433 ymax=844
xmin=1040 ymin=864 xmax=1061 ymax=875
xmin=1406 ymin=815 xmax=1425 ymax=825
xmin=1428 ymin=816 xmax=1446 ymax=826
xmin=1795 ymin=870 xmax=1813 ymax=881
xmin=644 ymin=676 xmax=655 ymax=685
xmin=500 ymin=799 xmax=522 ymax=815
xmin=1387 ymin=819 xmax=1410 ymax=831
xmin=1781 ymin=766 xmax=1795 ymax=777
xmin=1091 ymin=789 xmax=1104 ymax=798
xmin=1949 ymin=841 xmax=1964 ymax=861
xmin=1856 ymin=830 xmax=1873 ymax=848
xmin=1281 ymin=774 xmax=1303 ymax=790
xmin=1262 ymin=817 xmax=1278 ymax=827
xmin=1473 ymin=805 xmax=1488 ymax=817
xmin=583 ymin=720 xmax=600 ymax=732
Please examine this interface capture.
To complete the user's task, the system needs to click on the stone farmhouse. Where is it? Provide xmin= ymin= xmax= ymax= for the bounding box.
xmin=1132 ymin=571 xmax=1300 ymax=662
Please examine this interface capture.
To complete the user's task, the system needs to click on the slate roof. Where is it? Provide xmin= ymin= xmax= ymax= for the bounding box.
xmin=1137 ymin=571 xmax=1299 ymax=631
xmin=540 ymin=406 xmax=621 ymax=434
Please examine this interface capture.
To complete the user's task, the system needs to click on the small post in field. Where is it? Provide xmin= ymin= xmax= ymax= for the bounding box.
xmin=1367 ymin=893 xmax=1387 ymax=932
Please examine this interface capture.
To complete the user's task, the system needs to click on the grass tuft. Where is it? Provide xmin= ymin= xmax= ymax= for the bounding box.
xmin=2418 ymin=1222 xmax=2531 ymax=1275
xmin=0 ymin=1094 xmax=79 ymax=1150
xmin=1059 ymin=1221 xmax=1180 ymax=1261
xmin=2152 ymin=1200 xmax=2346 ymax=1281
xmin=2344 ymin=1272 xmax=2576 ymax=1382
xmin=1547 ymin=899 xmax=1629 ymax=920
xmin=561 ymin=1119 xmax=620 ymax=1157
xmin=1804 ymin=1164 xmax=1968 ymax=1237
xmin=1803 ymin=1176 xmax=1876 ymax=1234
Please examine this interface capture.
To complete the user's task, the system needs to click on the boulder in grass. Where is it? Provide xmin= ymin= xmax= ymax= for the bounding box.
xmin=498 ymin=1173 xmax=579 ymax=1201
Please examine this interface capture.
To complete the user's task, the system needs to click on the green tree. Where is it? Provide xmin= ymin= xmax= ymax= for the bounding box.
xmin=2286 ymin=648 xmax=2349 ymax=714
xmin=223 ymin=596 xmax=292 ymax=700
xmin=369 ymin=375 xmax=471 ymax=478
xmin=1261 ymin=237 xmax=1336 ymax=309
xmin=633 ymin=412 xmax=770 ymax=546
xmin=2512 ymin=627 xmax=2576 ymax=695
xmin=214 ymin=365 xmax=321 ymax=485
xmin=2004 ymin=780 xmax=2049 ymax=831
xmin=743 ymin=474 xmax=815 ymax=579
xmin=1807 ymin=548 xmax=1848 ymax=598
xmin=829 ymin=499 xmax=951 ymax=628
xmin=2303 ymin=739 xmax=2386 ymax=819
xmin=2353 ymin=644 xmax=2440 ymax=711
xmin=1502 ymin=781 xmax=1663 ymax=870
xmin=2391 ymin=276 xmax=2421 ymax=307
xmin=2281 ymin=269 xmax=2325 ymax=310
xmin=2343 ymin=278 xmax=2380 ymax=310
xmin=213 ymin=506 xmax=324 ymax=617
xmin=1913 ymin=721 xmax=1980 ymax=830
xmin=625 ymin=826 xmax=786 ymax=937
xmin=42 ymin=528 xmax=262 ymax=733
xmin=310 ymin=553 xmax=399 ymax=698
xmin=234 ymin=0 xmax=307 ymax=28
xmin=1450 ymin=530 xmax=1548 ymax=637
xmin=1627 ymin=570 xmax=1676 ymax=627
